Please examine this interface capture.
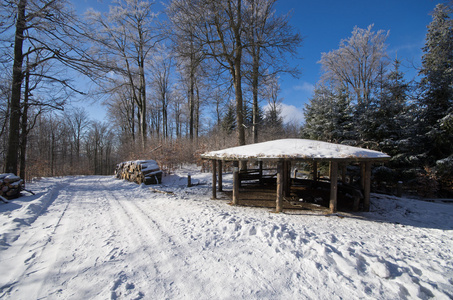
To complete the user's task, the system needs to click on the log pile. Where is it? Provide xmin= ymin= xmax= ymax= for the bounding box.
xmin=0 ymin=173 xmax=24 ymax=199
xmin=115 ymin=160 xmax=163 ymax=185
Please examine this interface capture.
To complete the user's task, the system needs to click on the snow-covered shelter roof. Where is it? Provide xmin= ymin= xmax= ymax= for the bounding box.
xmin=201 ymin=139 xmax=390 ymax=162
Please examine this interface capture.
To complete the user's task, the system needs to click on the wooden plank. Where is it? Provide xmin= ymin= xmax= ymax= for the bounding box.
xmin=212 ymin=160 xmax=217 ymax=199
xmin=329 ymin=161 xmax=338 ymax=213
xmin=364 ymin=162 xmax=371 ymax=211
xmin=232 ymin=161 xmax=239 ymax=205
xmin=276 ymin=161 xmax=283 ymax=213
xmin=218 ymin=160 xmax=223 ymax=192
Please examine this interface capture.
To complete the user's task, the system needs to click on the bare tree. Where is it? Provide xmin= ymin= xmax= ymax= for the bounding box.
xmin=1 ymin=0 xmax=88 ymax=174
xmin=151 ymin=49 xmax=173 ymax=141
xmin=64 ymin=107 xmax=90 ymax=170
xmin=166 ymin=2 xmax=206 ymax=143
xmin=168 ymin=0 xmax=248 ymax=146
xmin=244 ymin=0 xmax=302 ymax=143
xmin=84 ymin=0 xmax=159 ymax=149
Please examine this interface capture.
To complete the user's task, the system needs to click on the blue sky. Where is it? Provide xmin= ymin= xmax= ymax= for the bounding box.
xmin=75 ymin=0 xmax=440 ymax=123
xmin=276 ymin=0 xmax=439 ymax=123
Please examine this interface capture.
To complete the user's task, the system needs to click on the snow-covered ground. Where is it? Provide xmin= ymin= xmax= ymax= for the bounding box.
xmin=1 ymin=166 xmax=452 ymax=299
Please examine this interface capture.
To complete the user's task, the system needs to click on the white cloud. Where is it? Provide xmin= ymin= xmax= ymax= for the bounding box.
xmin=294 ymin=82 xmax=315 ymax=94
xmin=280 ymin=103 xmax=305 ymax=124
xmin=264 ymin=103 xmax=305 ymax=125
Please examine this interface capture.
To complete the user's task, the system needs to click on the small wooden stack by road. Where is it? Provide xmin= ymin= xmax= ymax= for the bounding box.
xmin=0 ymin=174 xmax=24 ymax=199
xmin=115 ymin=160 xmax=163 ymax=185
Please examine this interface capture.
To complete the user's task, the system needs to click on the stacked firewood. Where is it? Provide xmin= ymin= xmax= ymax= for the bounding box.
xmin=115 ymin=160 xmax=163 ymax=185
xmin=0 ymin=173 xmax=24 ymax=199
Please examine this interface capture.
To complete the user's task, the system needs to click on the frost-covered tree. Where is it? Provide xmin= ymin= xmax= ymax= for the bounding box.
xmin=319 ymin=25 xmax=388 ymax=140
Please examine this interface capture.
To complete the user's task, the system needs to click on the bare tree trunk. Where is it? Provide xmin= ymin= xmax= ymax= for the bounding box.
xmin=252 ymin=51 xmax=259 ymax=144
xmin=195 ymin=82 xmax=200 ymax=147
xmin=19 ymin=67 xmax=30 ymax=180
xmin=5 ymin=0 xmax=27 ymax=174
xmin=139 ymin=59 xmax=147 ymax=149
xmin=233 ymin=52 xmax=245 ymax=147
xmin=189 ymin=56 xmax=195 ymax=142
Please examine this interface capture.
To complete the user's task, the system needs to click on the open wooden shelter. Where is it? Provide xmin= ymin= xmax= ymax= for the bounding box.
xmin=201 ymin=139 xmax=390 ymax=213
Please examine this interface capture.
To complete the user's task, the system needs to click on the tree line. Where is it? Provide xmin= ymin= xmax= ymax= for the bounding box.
xmin=0 ymin=0 xmax=301 ymax=179
xmin=302 ymin=3 xmax=453 ymax=196
xmin=0 ymin=0 xmax=452 ymax=197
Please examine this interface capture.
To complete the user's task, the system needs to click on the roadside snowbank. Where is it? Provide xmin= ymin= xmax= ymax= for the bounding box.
xmin=0 ymin=167 xmax=452 ymax=299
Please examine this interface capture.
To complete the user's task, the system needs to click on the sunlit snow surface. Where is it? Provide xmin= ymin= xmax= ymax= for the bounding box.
xmin=0 ymin=166 xmax=452 ymax=299
xmin=202 ymin=138 xmax=390 ymax=160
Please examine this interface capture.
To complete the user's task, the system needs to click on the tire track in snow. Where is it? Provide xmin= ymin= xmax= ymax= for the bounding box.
xmin=0 ymin=178 xmax=74 ymax=298
xmin=101 ymin=179 xmax=219 ymax=299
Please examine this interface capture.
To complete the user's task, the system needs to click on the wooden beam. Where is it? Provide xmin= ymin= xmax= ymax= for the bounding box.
xmin=232 ymin=161 xmax=239 ymax=205
xmin=218 ymin=160 xmax=223 ymax=192
xmin=329 ymin=161 xmax=338 ymax=213
xmin=276 ymin=161 xmax=283 ymax=213
xmin=363 ymin=162 xmax=371 ymax=211
xmin=212 ymin=160 xmax=217 ymax=199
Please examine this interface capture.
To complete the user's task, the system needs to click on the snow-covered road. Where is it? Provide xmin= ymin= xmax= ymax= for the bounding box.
xmin=1 ymin=170 xmax=453 ymax=299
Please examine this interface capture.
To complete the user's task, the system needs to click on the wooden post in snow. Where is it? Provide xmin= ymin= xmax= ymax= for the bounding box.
xmin=218 ymin=160 xmax=223 ymax=192
xmin=232 ymin=161 xmax=239 ymax=205
xmin=276 ymin=161 xmax=283 ymax=213
xmin=363 ymin=162 xmax=371 ymax=211
xmin=212 ymin=160 xmax=217 ymax=199
xmin=329 ymin=161 xmax=338 ymax=213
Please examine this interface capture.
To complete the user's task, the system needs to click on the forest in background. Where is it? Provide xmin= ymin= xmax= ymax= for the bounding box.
xmin=0 ymin=0 xmax=452 ymax=197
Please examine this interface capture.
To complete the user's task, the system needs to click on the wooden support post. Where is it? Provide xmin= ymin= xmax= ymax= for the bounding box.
xmin=313 ymin=161 xmax=318 ymax=182
xmin=232 ymin=161 xmax=239 ymax=205
xmin=218 ymin=160 xmax=223 ymax=192
xmin=360 ymin=162 xmax=366 ymax=189
xmin=363 ymin=162 xmax=371 ymax=211
xmin=258 ymin=161 xmax=263 ymax=185
xmin=212 ymin=160 xmax=217 ymax=199
xmin=276 ymin=161 xmax=283 ymax=213
xmin=284 ymin=161 xmax=291 ymax=197
xmin=329 ymin=161 xmax=338 ymax=213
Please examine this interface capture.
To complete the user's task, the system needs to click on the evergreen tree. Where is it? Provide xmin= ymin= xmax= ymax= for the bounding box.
xmin=370 ymin=59 xmax=410 ymax=155
xmin=419 ymin=3 xmax=453 ymax=163
xmin=302 ymin=85 xmax=353 ymax=143
xmin=221 ymin=101 xmax=237 ymax=135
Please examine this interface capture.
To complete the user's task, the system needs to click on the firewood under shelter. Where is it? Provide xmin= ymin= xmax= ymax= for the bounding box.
xmin=201 ymin=139 xmax=390 ymax=213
